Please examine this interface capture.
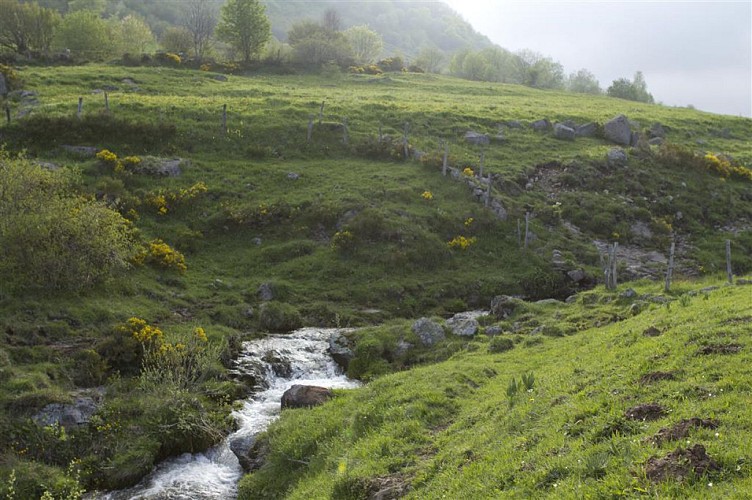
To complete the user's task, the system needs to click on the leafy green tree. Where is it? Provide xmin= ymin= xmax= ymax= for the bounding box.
xmin=115 ymin=15 xmax=156 ymax=55
xmin=185 ymin=0 xmax=216 ymax=60
xmin=514 ymin=49 xmax=564 ymax=89
xmin=0 ymin=0 xmax=61 ymax=55
xmin=67 ymin=0 xmax=106 ymax=14
xmin=53 ymin=9 xmax=113 ymax=58
xmin=607 ymin=71 xmax=654 ymax=103
xmin=161 ymin=26 xmax=194 ymax=55
xmin=567 ymin=68 xmax=602 ymax=94
xmin=288 ymin=19 xmax=352 ymax=67
xmin=0 ymin=152 xmax=137 ymax=293
xmin=344 ymin=25 xmax=383 ymax=65
xmin=414 ymin=46 xmax=444 ymax=73
xmin=216 ymin=0 xmax=271 ymax=63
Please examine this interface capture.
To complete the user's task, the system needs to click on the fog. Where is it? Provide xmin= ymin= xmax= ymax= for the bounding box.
xmin=442 ymin=0 xmax=751 ymax=117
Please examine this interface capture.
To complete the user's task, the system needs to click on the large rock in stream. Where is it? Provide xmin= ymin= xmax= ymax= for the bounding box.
xmin=281 ymin=385 xmax=333 ymax=409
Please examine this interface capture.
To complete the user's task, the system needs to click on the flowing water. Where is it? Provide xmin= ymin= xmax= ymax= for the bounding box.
xmin=99 ymin=328 xmax=359 ymax=499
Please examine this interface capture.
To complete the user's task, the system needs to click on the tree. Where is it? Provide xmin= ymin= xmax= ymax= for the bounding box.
xmin=53 ymin=9 xmax=113 ymax=59
xmin=115 ymin=15 xmax=156 ymax=55
xmin=0 ymin=0 xmax=61 ymax=55
xmin=216 ymin=0 xmax=270 ymax=63
xmin=161 ymin=26 xmax=193 ymax=55
xmin=414 ymin=46 xmax=444 ymax=73
xmin=567 ymin=68 xmax=602 ymax=94
xmin=607 ymin=71 xmax=654 ymax=103
xmin=515 ymin=49 xmax=564 ymax=89
xmin=288 ymin=20 xmax=352 ymax=67
xmin=67 ymin=0 xmax=106 ymax=14
xmin=322 ymin=8 xmax=342 ymax=32
xmin=185 ymin=0 xmax=216 ymax=60
xmin=344 ymin=25 xmax=382 ymax=65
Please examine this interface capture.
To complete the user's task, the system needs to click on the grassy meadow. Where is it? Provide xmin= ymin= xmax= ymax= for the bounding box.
xmin=0 ymin=62 xmax=750 ymax=497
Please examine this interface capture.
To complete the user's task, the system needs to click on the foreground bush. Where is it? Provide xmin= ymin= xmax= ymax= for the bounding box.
xmin=0 ymin=151 xmax=137 ymax=294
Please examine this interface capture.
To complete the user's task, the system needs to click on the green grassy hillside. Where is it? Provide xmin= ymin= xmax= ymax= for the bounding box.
xmin=0 ymin=63 xmax=750 ymax=496
xmin=239 ymin=281 xmax=752 ymax=498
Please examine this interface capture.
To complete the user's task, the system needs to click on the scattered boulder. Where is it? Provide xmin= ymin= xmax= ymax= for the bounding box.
xmin=464 ymin=131 xmax=490 ymax=146
xmin=286 ymin=172 xmax=300 ymax=180
xmin=531 ymin=119 xmax=551 ymax=132
xmin=489 ymin=198 xmax=508 ymax=220
xmin=630 ymin=221 xmax=653 ymax=241
xmin=645 ymin=444 xmax=719 ymax=483
xmin=505 ymin=120 xmax=522 ymax=129
xmin=281 ymin=385 xmax=333 ymax=409
xmin=648 ymin=137 xmax=664 ymax=146
xmin=604 ymin=115 xmax=632 ymax=146
xmin=230 ymin=435 xmax=269 ymax=473
xmin=575 ymin=122 xmax=597 ymax=137
xmin=651 ymin=418 xmax=718 ymax=446
xmin=490 ymin=295 xmax=518 ymax=319
xmin=607 ymin=148 xmax=628 ymax=167
xmin=567 ymin=269 xmax=586 ymax=283
xmin=737 ymin=279 xmax=752 ymax=285
xmin=553 ymin=123 xmax=575 ymax=141
xmin=620 ymin=288 xmax=638 ymax=299
xmin=328 ymin=331 xmax=354 ymax=370
xmin=394 ymin=339 xmax=413 ymax=357
xmin=411 ymin=317 xmax=445 ymax=346
xmin=625 ymin=403 xmax=667 ymax=421
xmin=133 ymin=157 xmax=184 ymax=177
xmin=648 ymin=122 xmax=667 ymax=139
xmin=61 ymin=145 xmax=98 ymax=158
xmin=258 ymin=283 xmax=274 ymax=302
xmin=33 ymin=395 xmax=101 ymax=429
xmin=36 ymin=161 xmax=60 ymax=171
xmin=485 ymin=326 xmax=503 ymax=336
xmin=643 ymin=326 xmax=662 ymax=337
xmin=213 ymin=74 xmax=228 ymax=82
xmin=446 ymin=313 xmax=480 ymax=337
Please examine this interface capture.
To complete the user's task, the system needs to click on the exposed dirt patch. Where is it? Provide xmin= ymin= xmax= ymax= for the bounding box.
xmin=643 ymin=326 xmax=662 ymax=337
xmin=368 ymin=475 xmax=411 ymax=500
xmin=721 ymin=315 xmax=752 ymax=326
xmin=639 ymin=371 xmax=676 ymax=385
xmin=645 ymin=444 xmax=720 ymax=483
xmin=625 ymin=403 xmax=667 ymax=421
xmin=697 ymin=343 xmax=742 ymax=355
xmin=650 ymin=418 xmax=719 ymax=446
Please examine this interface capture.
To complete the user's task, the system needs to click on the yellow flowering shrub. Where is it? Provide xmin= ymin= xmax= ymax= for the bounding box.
xmin=464 ymin=217 xmax=474 ymax=227
xmin=118 ymin=317 xmax=164 ymax=348
xmin=148 ymin=239 xmax=187 ymax=272
xmin=332 ymin=230 xmax=355 ymax=253
xmin=448 ymin=235 xmax=477 ymax=250
xmin=463 ymin=167 xmax=474 ymax=177
xmin=166 ymin=52 xmax=181 ymax=64
xmin=200 ymin=63 xmax=212 ymax=72
xmin=145 ymin=182 xmax=208 ymax=215
xmin=421 ymin=191 xmax=433 ymax=200
xmin=96 ymin=149 xmax=142 ymax=175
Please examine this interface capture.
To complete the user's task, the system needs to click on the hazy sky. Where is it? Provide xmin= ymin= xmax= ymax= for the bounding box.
xmin=441 ymin=0 xmax=752 ymax=117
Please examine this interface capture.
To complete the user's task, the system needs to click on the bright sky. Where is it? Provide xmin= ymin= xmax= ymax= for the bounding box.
xmin=441 ymin=0 xmax=752 ymax=117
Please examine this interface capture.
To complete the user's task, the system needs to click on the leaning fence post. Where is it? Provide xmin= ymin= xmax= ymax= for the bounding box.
xmin=307 ymin=115 xmax=314 ymax=142
xmin=77 ymin=97 xmax=83 ymax=118
xmin=517 ymin=219 xmax=522 ymax=248
xmin=403 ymin=122 xmax=410 ymax=160
xmin=342 ymin=117 xmax=349 ymax=145
xmin=442 ymin=141 xmax=449 ymax=176
xmin=726 ymin=240 xmax=733 ymax=284
xmin=664 ymin=237 xmax=675 ymax=292
xmin=222 ymin=104 xmax=228 ymax=134
xmin=319 ymin=101 xmax=325 ymax=124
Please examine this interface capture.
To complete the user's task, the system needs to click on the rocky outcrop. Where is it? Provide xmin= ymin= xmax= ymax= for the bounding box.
xmin=607 ymin=148 xmax=628 ymax=167
xmin=553 ymin=123 xmax=575 ymax=141
xmin=32 ymin=391 xmax=104 ymax=429
xmin=281 ymin=385 xmax=333 ymax=409
xmin=230 ymin=435 xmax=269 ymax=473
xmin=604 ymin=115 xmax=632 ymax=146
xmin=62 ymin=145 xmax=98 ymax=157
xmin=464 ymin=131 xmax=490 ymax=146
xmin=328 ymin=331 xmax=354 ymax=370
xmin=411 ymin=317 xmax=445 ymax=346
xmin=446 ymin=313 xmax=480 ymax=337
xmin=575 ymin=122 xmax=597 ymax=137
xmin=490 ymin=295 xmax=519 ymax=319
xmin=531 ymin=119 xmax=551 ymax=132
xmin=258 ymin=283 xmax=274 ymax=302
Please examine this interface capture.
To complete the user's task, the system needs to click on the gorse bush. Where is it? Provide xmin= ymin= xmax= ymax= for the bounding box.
xmin=0 ymin=151 xmax=137 ymax=294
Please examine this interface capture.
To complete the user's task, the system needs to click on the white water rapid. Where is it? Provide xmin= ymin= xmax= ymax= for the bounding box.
xmin=97 ymin=328 xmax=359 ymax=499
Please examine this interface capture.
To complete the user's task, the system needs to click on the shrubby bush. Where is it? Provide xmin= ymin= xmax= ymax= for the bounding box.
xmin=259 ymin=301 xmax=302 ymax=332
xmin=0 ymin=151 xmax=137 ymax=294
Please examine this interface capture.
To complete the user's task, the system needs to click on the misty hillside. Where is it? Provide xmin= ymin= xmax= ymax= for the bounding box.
xmin=263 ymin=0 xmax=493 ymax=57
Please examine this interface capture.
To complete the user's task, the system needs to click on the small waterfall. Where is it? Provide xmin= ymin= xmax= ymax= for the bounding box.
xmin=97 ymin=328 xmax=359 ymax=499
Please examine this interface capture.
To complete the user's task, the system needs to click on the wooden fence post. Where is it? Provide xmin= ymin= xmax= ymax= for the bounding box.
xmin=77 ymin=97 xmax=83 ymax=118
xmin=605 ymin=242 xmax=619 ymax=290
xmin=222 ymin=104 xmax=228 ymax=134
xmin=403 ymin=122 xmax=410 ymax=159
xmin=342 ymin=117 xmax=349 ymax=145
xmin=485 ymin=175 xmax=491 ymax=207
xmin=726 ymin=240 xmax=733 ymax=284
xmin=4 ymin=104 xmax=9 ymax=124
xmin=307 ymin=115 xmax=314 ymax=143
xmin=479 ymin=150 xmax=485 ymax=178
xmin=517 ymin=219 xmax=522 ymax=248
xmin=319 ymin=101 xmax=324 ymax=124
xmin=524 ymin=212 xmax=530 ymax=250
xmin=442 ymin=141 xmax=449 ymax=176
xmin=664 ymin=237 xmax=675 ymax=292
xmin=378 ymin=123 xmax=383 ymax=143
xmin=104 ymin=92 xmax=109 ymax=113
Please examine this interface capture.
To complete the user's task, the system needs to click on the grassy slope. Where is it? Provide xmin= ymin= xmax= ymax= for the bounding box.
xmin=240 ymin=281 xmax=752 ymax=498
xmin=0 ymin=63 xmax=750 ymax=494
